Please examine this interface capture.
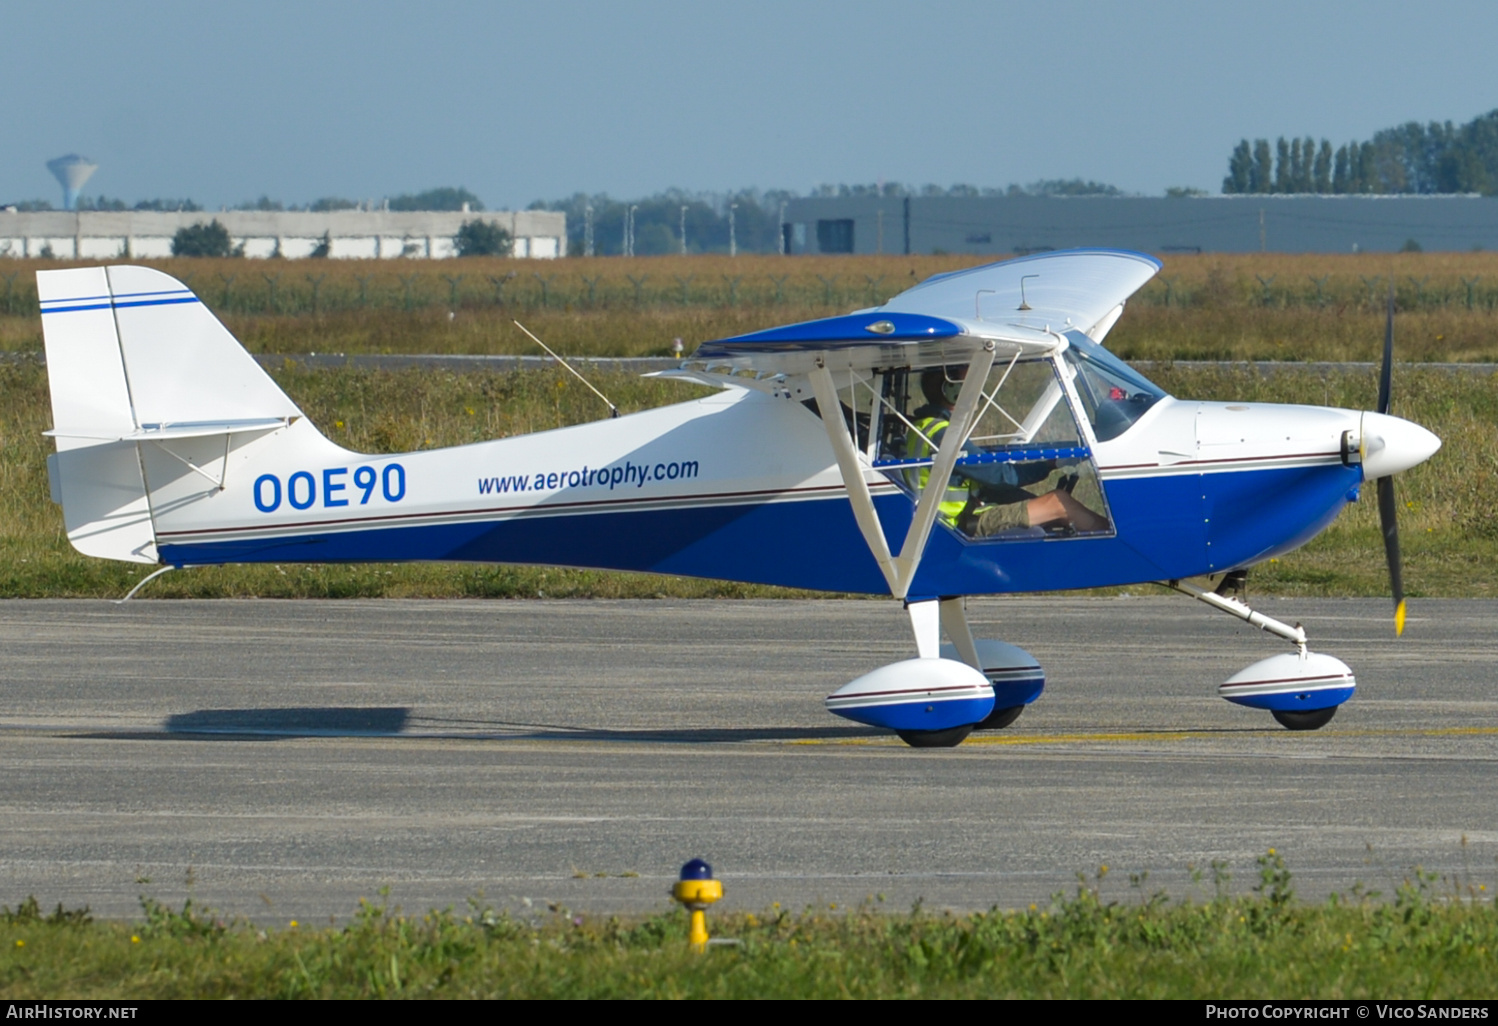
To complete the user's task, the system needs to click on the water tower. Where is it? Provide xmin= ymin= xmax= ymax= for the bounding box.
xmin=46 ymin=154 xmax=98 ymax=211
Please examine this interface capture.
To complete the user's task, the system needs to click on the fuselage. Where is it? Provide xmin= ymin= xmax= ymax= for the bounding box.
xmin=152 ymin=382 xmax=1406 ymax=597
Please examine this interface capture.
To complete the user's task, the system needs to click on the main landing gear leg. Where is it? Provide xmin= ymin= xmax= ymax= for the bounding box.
xmin=893 ymin=599 xmax=977 ymax=748
xmin=940 ymin=598 xmax=1027 ymax=731
xmin=1161 ymin=578 xmax=1355 ymax=731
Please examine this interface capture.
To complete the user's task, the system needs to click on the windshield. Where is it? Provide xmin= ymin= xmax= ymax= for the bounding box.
xmin=1062 ymin=330 xmax=1168 ymax=442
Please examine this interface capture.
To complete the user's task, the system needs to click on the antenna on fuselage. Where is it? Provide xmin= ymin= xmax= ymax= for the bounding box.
xmin=512 ymin=320 xmax=620 ymax=419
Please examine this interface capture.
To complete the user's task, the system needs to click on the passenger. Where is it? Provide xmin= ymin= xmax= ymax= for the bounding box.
xmin=905 ymin=366 xmax=1108 ymax=535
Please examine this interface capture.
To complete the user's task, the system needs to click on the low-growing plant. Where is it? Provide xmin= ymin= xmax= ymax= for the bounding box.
xmin=2 ymin=896 xmax=91 ymax=926
xmin=4 ymin=852 xmax=1496 ymax=998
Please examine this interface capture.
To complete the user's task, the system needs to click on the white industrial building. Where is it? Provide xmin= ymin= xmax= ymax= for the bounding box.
xmin=0 ymin=209 xmax=566 ymax=259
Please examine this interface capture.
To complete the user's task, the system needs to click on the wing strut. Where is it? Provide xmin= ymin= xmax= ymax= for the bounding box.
xmin=809 ymin=365 xmax=897 ymax=590
xmin=809 ymin=342 xmax=997 ymax=599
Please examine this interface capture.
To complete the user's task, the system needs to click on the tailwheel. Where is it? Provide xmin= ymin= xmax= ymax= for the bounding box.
xmin=896 ymin=724 xmax=975 ymax=748
xmin=974 ymin=705 xmax=1024 ymax=731
xmin=1271 ymin=707 xmax=1337 ymax=731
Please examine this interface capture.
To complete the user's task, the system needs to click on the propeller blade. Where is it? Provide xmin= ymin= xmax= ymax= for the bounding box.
xmin=1377 ymin=475 xmax=1405 ymax=636
xmin=1378 ymin=283 xmax=1394 ymax=415
xmin=1376 ymin=284 xmax=1404 ymax=635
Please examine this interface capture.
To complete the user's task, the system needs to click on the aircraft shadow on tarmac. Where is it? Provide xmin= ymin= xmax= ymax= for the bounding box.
xmin=74 ymin=706 xmax=884 ymax=744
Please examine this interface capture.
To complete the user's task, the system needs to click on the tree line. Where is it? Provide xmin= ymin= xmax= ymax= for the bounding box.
xmin=1223 ymin=109 xmax=1498 ymax=195
xmin=6 ymin=187 xmax=487 ymax=215
xmin=168 ymin=218 xmax=510 ymax=258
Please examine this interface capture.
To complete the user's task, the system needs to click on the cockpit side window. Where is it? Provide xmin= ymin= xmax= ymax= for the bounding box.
xmin=1062 ymin=330 xmax=1168 ymax=442
xmin=873 ymin=357 xmax=1114 ymax=542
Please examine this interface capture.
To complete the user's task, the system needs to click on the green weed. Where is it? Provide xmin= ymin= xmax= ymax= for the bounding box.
xmin=3 ymin=853 xmax=1496 ymax=998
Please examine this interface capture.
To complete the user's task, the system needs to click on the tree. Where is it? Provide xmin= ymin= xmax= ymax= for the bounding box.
xmin=390 ymin=187 xmax=484 ymax=212
xmin=1298 ymin=137 xmax=1316 ymax=191
xmin=171 ymin=219 xmax=237 ymax=258
xmin=1222 ymin=109 xmax=1498 ymax=196
xmin=1024 ymin=178 xmax=1122 ymax=196
xmin=1252 ymin=140 xmax=1273 ymax=193
xmin=133 ymin=198 xmax=200 ymax=211
xmin=453 ymin=219 xmax=513 ymax=257
xmin=1223 ymin=140 xmax=1252 ymax=194
xmin=77 ymin=195 xmax=127 ymax=211
xmin=1314 ymin=140 xmax=1333 ymax=193
xmin=1332 ymin=145 xmax=1350 ymax=193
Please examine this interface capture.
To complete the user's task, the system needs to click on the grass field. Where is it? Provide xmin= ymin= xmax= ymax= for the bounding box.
xmin=3 ymin=853 xmax=1495 ymax=998
xmin=5 ymin=252 xmax=1498 ymax=362
xmin=0 ymin=357 xmax=1492 ymax=600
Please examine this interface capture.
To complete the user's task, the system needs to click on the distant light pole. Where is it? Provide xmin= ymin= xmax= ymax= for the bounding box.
xmin=626 ymin=205 xmax=638 ymax=257
xmin=584 ymin=204 xmax=594 ymax=257
xmin=778 ymin=200 xmax=787 ymax=255
xmin=680 ymin=205 xmax=688 ymax=255
xmin=728 ymin=202 xmax=738 ymax=257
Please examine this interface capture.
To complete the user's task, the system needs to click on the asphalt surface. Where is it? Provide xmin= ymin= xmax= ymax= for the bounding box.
xmin=0 ymin=596 xmax=1494 ymax=923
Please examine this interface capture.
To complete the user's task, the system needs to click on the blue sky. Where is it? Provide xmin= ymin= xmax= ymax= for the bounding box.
xmin=4 ymin=0 xmax=1497 ymax=209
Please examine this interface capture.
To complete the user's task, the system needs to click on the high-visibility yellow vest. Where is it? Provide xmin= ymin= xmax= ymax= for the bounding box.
xmin=906 ymin=415 xmax=971 ymax=523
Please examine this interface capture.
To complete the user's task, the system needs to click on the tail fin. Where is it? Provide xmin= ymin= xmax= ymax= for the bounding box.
xmin=40 ymin=266 xmax=303 ymax=563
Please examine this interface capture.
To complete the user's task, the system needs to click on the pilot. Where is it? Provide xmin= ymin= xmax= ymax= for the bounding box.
xmin=906 ymin=366 xmax=1108 ymax=535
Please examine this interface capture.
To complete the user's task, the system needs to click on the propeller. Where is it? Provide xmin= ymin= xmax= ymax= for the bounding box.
xmin=1375 ymin=284 xmax=1406 ymax=636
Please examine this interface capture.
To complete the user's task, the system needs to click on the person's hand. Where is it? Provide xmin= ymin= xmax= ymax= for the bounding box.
xmin=1026 ymin=490 xmax=1108 ymax=532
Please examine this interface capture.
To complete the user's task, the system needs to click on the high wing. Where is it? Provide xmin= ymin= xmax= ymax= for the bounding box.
xmin=689 ymin=248 xmax=1161 ymax=376
xmin=880 ymin=247 xmax=1160 ymax=339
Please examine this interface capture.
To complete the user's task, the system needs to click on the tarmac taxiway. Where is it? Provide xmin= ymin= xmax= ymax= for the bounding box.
xmin=0 ymin=596 xmax=1494 ymax=920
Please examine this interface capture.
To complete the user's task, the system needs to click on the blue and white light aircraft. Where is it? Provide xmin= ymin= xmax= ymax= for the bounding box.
xmin=37 ymin=250 xmax=1440 ymax=746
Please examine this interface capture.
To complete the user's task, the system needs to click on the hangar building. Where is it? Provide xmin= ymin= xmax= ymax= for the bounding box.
xmin=0 ymin=209 xmax=566 ymax=260
xmin=782 ymin=195 xmax=1498 ymax=255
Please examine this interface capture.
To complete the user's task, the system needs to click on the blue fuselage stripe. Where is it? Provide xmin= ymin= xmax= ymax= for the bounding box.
xmin=158 ymin=463 xmax=1362 ymax=596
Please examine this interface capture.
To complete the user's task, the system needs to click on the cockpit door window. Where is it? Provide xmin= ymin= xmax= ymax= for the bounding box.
xmin=873 ymin=356 xmax=1114 ymax=541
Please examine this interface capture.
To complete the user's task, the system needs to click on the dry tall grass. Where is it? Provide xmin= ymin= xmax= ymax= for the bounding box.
xmin=6 ymin=252 xmax=1498 ymax=360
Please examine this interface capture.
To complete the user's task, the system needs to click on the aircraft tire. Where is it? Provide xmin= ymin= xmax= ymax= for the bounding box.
xmin=1271 ymin=707 xmax=1338 ymax=731
xmin=896 ymin=724 xmax=975 ymax=748
xmin=974 ymin=705 xmax=1024 ymax=731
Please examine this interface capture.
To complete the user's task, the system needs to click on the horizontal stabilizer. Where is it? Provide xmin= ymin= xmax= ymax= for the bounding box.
xmin=45 ymin=418 xmax=295 ymax=443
